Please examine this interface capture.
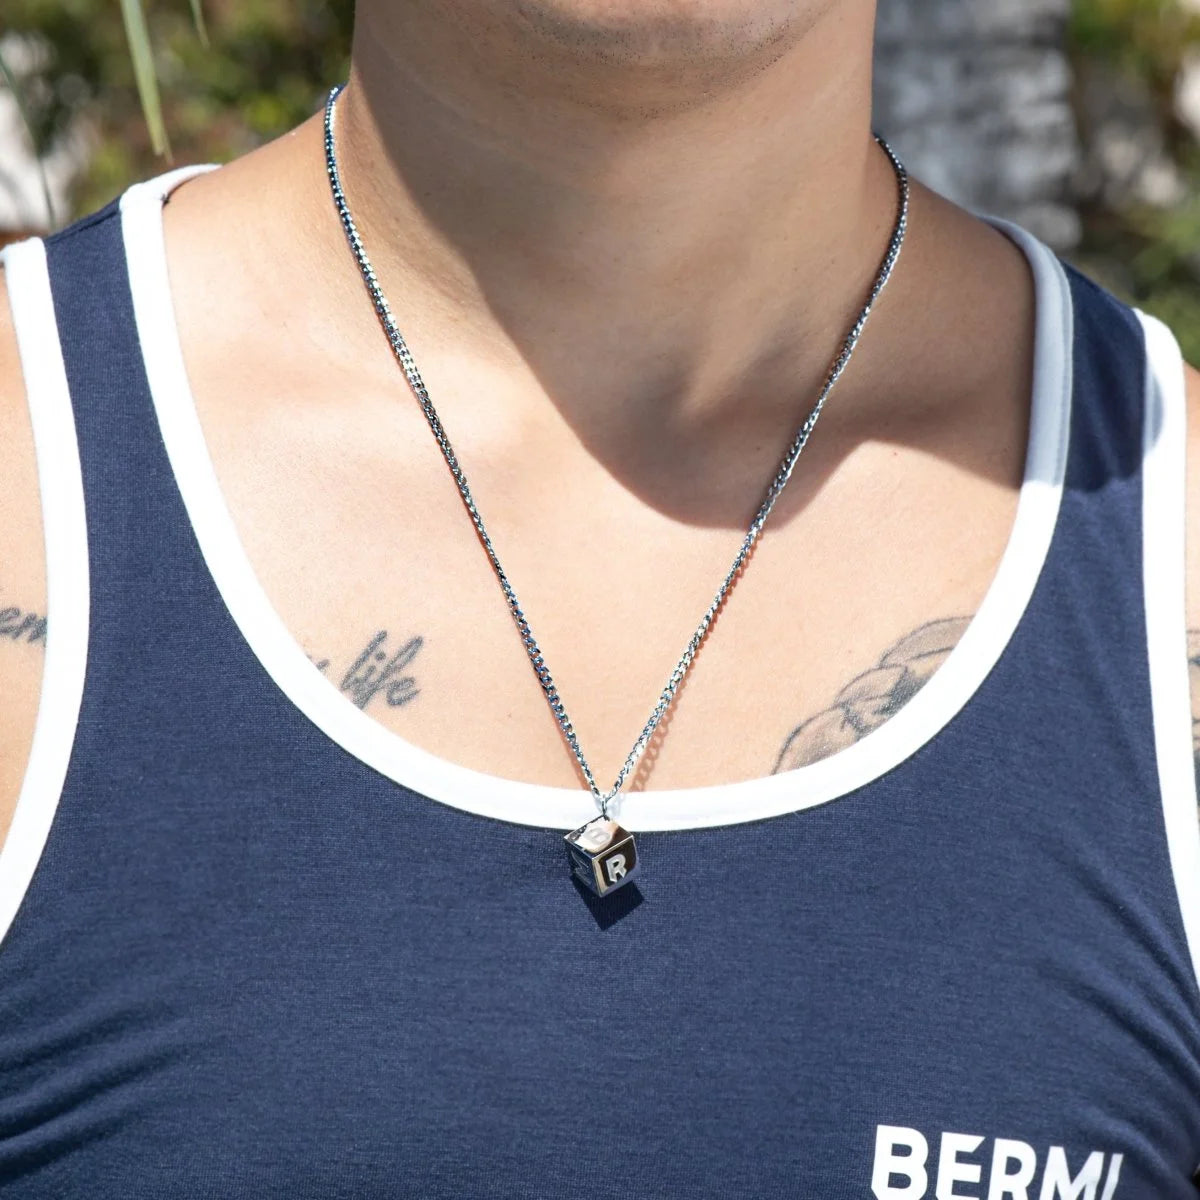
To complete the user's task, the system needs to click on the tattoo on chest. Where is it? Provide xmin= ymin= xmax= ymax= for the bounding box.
xmin=773 ymin=616 xmax=972 ymax=773
xmin=0 ymin=593 xmax=47 ymax=647
xmin=309 ymin=629 xmax=423 ymax=711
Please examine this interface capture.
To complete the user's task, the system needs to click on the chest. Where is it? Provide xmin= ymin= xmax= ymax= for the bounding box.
xmin=187 ymin=359 xmax=1028 ymax=798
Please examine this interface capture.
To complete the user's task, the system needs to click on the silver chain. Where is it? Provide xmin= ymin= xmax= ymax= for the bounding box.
xmin=323 ymin=83 xmax=909 ymax=817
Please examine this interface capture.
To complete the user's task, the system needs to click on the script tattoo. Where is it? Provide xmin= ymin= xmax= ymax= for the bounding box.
xmin=773 ymin=617 xmax=971 ymax=773
xmin=310 ymin=629 xmax=423 ymax=711
xmin=0 ymin=590 xmax=47 ymax=647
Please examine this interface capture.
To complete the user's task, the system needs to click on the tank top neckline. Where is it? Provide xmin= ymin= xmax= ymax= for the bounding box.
xmin=119 ymin=163 xmax=1074 ymax=832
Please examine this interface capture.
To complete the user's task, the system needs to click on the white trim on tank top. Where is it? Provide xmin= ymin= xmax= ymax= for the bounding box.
xmin=1138 ymin=310 xmax=1200 ymax=1000
xmin=0 ymin=238 xmax=90 ymax=951
xmin=114 ymin=163 xmax=1074 ymax=832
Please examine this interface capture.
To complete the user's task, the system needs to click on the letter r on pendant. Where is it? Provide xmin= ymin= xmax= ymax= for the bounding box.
xmin=606 ymin=855 xmax=627 ymax=883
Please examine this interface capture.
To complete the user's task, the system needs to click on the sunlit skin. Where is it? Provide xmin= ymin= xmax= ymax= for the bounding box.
xmin=132 ymin=0 xmax=1038 ymax=799
xmin=0 ymin=0 xmax=1198 ymax=845
xmin=335 ymin=0 xmax=888 ymax=450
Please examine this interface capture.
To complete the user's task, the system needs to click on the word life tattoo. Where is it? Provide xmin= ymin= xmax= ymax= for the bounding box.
xmin=774 ymin=617 xmax=971 ymax=773
xmin=0 ymin=593 xmax=47 ymax=647
xmin=310 ymin=629 xmax=423 ymax=711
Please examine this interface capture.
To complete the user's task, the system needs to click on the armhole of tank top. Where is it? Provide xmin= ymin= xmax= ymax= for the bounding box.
xmin=0 ymin=238 xmax=89 ymax=954
xmin=1139 ymin=308 xmax=1200 ymax=1004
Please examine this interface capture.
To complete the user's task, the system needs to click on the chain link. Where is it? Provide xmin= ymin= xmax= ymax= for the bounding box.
xmin=323 ymin=83 xmax=909 ymax=817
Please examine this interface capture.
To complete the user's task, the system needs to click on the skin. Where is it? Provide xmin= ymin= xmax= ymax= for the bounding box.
xmin=0 ymin=293 xmax=43 ymax=845
xmin=1 ymin=0 xmax=1198 ymax=850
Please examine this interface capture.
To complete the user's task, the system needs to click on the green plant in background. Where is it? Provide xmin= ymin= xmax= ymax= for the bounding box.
xmin=118 ymin=0 xmax=175 ymax=157
xmin=1071 ymin=0 xmax=1200 ymax=139
xmin=1069 ymin=0 xmax=1200 ymax=360
xmin=2 ymin=0 xmax=352 ymax=217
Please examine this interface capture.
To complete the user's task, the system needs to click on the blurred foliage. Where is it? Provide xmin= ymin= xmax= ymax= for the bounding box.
xmin=2 ymin=0 xmax=352 ymax=215
xmin=1071 ymin=0 xmax=1200 ymax=97
xmin=118 ymin=0 xmax=172 ymax=157
xmin=1068 ymin=0 xmax=1200 ymax=360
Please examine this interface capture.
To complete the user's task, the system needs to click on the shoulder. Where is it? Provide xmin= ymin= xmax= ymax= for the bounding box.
xmin=0 ymin=251 xmax=48 ymax=854
xmin=1180 ymin=352 xmax=1199 ymax=550
xmin=1185 ymin=357 xmax=1200 ymax=620
xmin=1175 ymin=348 xmax=1200 ymax=797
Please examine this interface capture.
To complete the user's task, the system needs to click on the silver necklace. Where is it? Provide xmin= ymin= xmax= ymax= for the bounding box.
xmin=323 ymin=83 xmax=909 ymax=898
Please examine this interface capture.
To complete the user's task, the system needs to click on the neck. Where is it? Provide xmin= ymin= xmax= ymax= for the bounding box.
xmin=334 ymin=0 xmax=894 ymax=425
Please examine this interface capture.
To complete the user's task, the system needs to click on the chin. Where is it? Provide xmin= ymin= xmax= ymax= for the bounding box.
xmin=501 ymin=0 xmax=839 ymax=67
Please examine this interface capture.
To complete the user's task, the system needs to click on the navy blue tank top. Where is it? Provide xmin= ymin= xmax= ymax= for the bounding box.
xmin=0 ymin=167 xmax=1198 ymax=1198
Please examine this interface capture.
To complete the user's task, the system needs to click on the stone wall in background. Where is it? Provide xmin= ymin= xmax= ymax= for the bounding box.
xmin=873 ymin=0 xmax=1081 ymax=250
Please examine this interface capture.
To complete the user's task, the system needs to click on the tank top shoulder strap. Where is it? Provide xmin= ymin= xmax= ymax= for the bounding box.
xmin=0 ymin=230 xmax=89 ymax=947
xmin=1048 ymin=258 xmax=1200 ymax=998
xmin=36 ymin=176 xmax=219 ymax=709
xmin=1133 ymin=294 xmax=1200 ymax=994
xmin=1062 ymin=263 xmax=1151 ymax=485
xmin=0 ymin=171 xmax=218 ymax=952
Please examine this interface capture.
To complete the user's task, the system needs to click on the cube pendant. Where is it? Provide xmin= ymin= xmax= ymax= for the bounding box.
xmin=565 ymin=817 xmax=639 ymax=897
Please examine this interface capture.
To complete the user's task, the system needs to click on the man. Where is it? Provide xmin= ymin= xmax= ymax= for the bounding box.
xmin=0 ymin=0 xmax=1197 ymax=1194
